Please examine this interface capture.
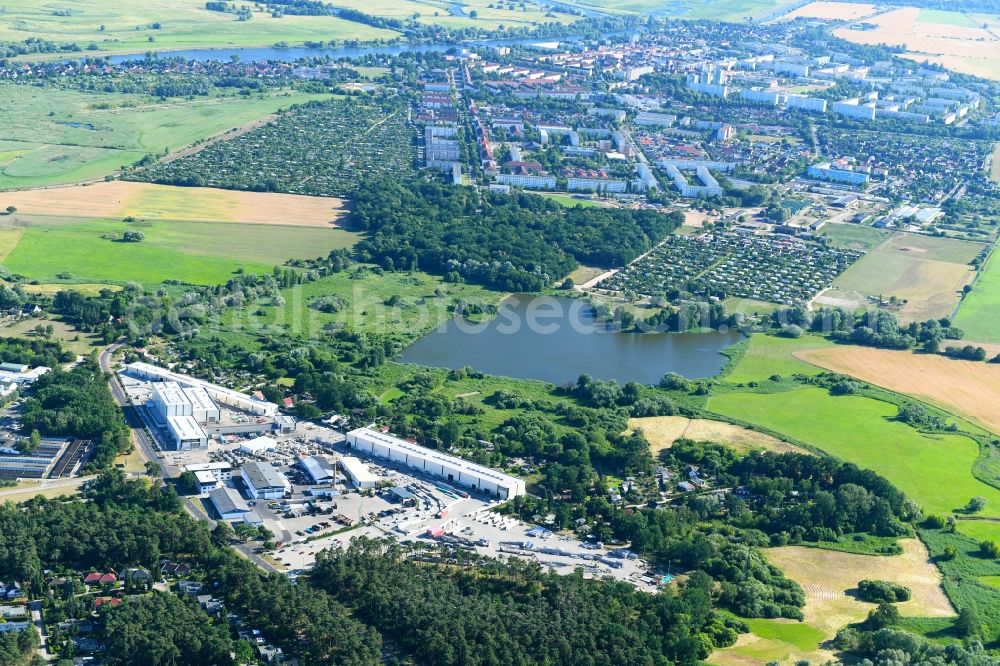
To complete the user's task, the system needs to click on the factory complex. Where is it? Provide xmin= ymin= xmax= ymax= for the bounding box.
xmin=121 ymin=362 xmax=282 ymax=450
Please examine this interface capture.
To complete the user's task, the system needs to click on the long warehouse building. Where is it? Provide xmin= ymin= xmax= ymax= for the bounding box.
xmin=345 ymin=427 xmax=526 ymax=499
xmin=126 ymin=362 xmax=278 ymax=416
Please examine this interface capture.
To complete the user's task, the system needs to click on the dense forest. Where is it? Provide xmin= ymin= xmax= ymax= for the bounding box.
xmin=20 ymin=358 xmax=131 ymax=469
xmin=352 ymin=179 xmax=684 ymax=290
xmin=774 ymin=305 xmax=967 ymax=354
xmin=312 ymin=536 xmax=740 ymax=666
xmin=0 ymin=335 xmax=72 ymax=370
xmin=0 ymin=471 xmax=754 ymax=665
xmin=502 ymin=440 xmax=919 ymax=621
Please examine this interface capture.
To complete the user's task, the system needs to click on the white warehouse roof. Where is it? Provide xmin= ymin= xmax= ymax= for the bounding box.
xmin=239 ymin=436 xmax=277 ymax=453
xmin=300 ymin=456 xmax=336 ymax=483
xmin=194 ymin=470 xmax=218 ymax=485
xmin=339 ymin=456 xmax=377 ymax=486
xmin=183 ymin=386 xmax=218 ymax=412
xmin=185 ymin=462 xmax=231 ymax=473
xmin=153 ymin=381 xmax=189 ymax=409
xmin=346 ymin=427 xmax=525 ymax=498
xmin=168 ymin=415 xmax=206 ymax=442
xmin=125 ymin=362 xmax=279 ymax=416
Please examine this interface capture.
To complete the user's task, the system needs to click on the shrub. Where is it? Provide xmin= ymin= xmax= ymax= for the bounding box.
xmin=857 ymin=579 xmax=912 ymax=604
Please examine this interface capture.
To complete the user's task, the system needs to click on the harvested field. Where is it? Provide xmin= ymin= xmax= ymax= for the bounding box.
xmin=0 ymin=181 xmax=347 ymax=228
xmin=628 ymin=416 xmax=807 ymax=455
xmin=909 ymin=55 xmax=1000 ymax=81
xmin=833 ymin=232 xmax=982 ymax=322
xmin=770 ymin=539 xmax=953 ymax=624
xmin=683 ymin=210 xmax=715 ymax=228
xmin=797 ymin=346 xmax=1000 ymax=435
xmin=715 ymin=538 xmax=952 ymax=666
xmin=834 ymin=7 xmax=1000 ymax=80
xmin=779 ymin=1 xmax=876 ymax=21
xmin=20 ymin=283 xmax=122 ymax=297
xmin=0 ymin=226 xmax=22 ymax=262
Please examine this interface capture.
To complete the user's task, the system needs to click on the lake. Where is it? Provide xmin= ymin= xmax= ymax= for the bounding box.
xmin=398 ymin=294 xmax=742 ymax=385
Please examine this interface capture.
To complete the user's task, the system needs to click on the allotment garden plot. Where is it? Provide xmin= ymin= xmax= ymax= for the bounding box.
xmin=131 ymin=97 xmax=415 ymax=197
xmin=597 ymin=233 xmax=862 ymax=305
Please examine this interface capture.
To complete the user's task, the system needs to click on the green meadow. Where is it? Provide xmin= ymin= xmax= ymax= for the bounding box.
xmin=738 ymin=619 xmax=825 ymax=655
xmin=0 ymin=0 xmax=575 ymax=55
xmin=537 ymin=193 xmax=608 ymax=208
xmin=956 ymin=520 xmax=1000 ymax=544
xmin=1 ymin=215 xmax=358 ymax=286
xmin=820 ymin=223 xmax=894 ymax=252
xmin=0 ymin=1 xmax=398 ymax=56
xmin=916 ymin=9 xmax=978 ymax=28
xmin=214 ymin=267 xmax=505 ymax=342
xmin=724 ymin=333 xmax=834 ymax=384
xmin=954 ymin=249 xmax=1000 ymax=343
xmin=0 ymin=85 xmax=332 ymax=190
xmin=707 ymin=387 xmax=1000 ymax=518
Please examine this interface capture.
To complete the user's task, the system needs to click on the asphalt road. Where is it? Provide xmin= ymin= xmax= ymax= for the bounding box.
xmin=28 ymin=601 xmax=52 ymax=662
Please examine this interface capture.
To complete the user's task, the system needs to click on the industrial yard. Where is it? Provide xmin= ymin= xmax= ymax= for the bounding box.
xmin=116 ymin=362 xmax=661 ymax=589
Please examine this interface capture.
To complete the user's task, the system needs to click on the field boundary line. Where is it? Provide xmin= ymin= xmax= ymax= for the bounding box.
xmin=951 ymin=240 xmax=998 ymax=322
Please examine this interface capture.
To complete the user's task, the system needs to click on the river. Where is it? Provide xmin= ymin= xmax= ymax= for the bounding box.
xmin=398 ymin=294 xmax=742 ymax=385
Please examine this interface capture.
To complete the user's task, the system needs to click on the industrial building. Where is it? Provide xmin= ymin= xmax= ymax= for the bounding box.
xmin=239 ymin=436 xmax=278 ymax=455
xmin=0 ymin=364 xmax=48 ymax=396
xmin=194 ymin=471 xmax=221 ymax=494
xmin=126 ymin=362 xmax=279 ymax=417
xmin=150 ymin=381 xmax=214 ymax=448
xmin=241 ymin=461 xmax=290 ymax=500
xmin=0 ymin=439 xmax=75 ymax=480
xmin=339 ymin=456 xmax=378 ymax=489
xmin=209 ymin=487 xmax=252 ymax=521
xmin=185 ymin=462 xmax=232 ymax=482
xmin=299 ymin=456 xmax=337 ymax=485
xmin=345 ymin=427 xmax=526 ymax=499
xmin=151 ymin=382 xmax=190 ymax=419
xmin=185 ymin=387 xmax=220 ymax=423
xmin=166 ymin=415 xmax=208 ymax=450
